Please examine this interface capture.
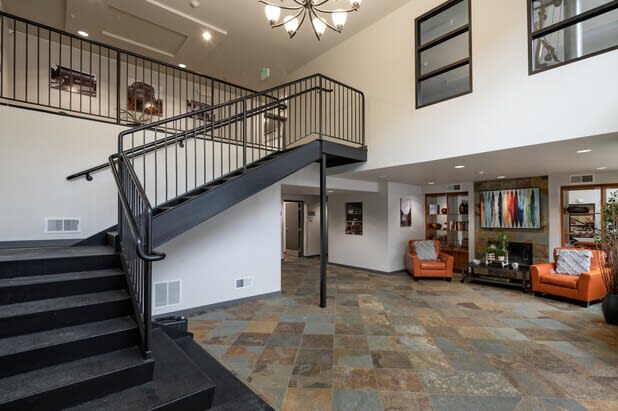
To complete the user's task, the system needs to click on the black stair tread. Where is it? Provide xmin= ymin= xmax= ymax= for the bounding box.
xmin=0 ymin=268 xmax=123 ymax=288
xmin=176 ymin=336 xmax=274 ymax=411
xmin=0 ymin=346 xmax=151 ymax=404
xmin=0 ymin=289 xmax=129 ymax=319
xmin=66 ymin=329 xmax=215 ymax=411
xmin=0 ymin=316 xmax=136 ymax=357
xmin=0 ymin=246 xmax=115 ymax=263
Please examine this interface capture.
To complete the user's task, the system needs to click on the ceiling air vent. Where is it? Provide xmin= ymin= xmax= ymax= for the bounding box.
xmin=447 ymin=184 xmax=461 ymax=191
xmin=45 ymin=218 xmax=80 ymax=233
xmin=569 ymin=174 xmax=594 ymax=184
xmin=154 ymin=280 xmax=181 ymax=308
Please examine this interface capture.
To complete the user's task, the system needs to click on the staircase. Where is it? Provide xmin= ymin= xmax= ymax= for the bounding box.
xmin=0 ymin=74 xmax=365 ymax=410
xmin=0 ymin=246 xmax=216 ymax=410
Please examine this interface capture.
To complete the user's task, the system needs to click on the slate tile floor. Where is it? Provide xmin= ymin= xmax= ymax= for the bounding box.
xmin=189 ymin=257 xmax=618 ymax=411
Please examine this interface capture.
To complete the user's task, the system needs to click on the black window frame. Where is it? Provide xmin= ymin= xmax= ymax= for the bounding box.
xmin=415 ymin=0 xmax=473 ymax=109
xmin=527 ymin=0 xmax=618 ymax=75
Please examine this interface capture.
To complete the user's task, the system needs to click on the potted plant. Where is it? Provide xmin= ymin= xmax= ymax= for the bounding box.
xmin=485 ymin=243 xmax=497 ymax=263
xmin=496 ymin=247 xmax=507 ymax=262
xmin=598 ymin=191 xmax=618 ymax=325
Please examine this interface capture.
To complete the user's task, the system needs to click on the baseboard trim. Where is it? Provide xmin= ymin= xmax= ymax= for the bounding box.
xmin=0 ymin=239 xmax=81 ymax=249
xmin=155 ymin=291 xmax=283 ymax=318
xmin=328 ymin=262 xmax=405 ymax=275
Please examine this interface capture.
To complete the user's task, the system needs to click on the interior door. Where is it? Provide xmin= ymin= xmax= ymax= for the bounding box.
xmin=285 ymin=202 xmax=302 ymax=256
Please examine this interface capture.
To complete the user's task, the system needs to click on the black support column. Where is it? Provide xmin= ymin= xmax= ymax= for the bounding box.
xmin=319 ymin=153 xmax=327 ymax=308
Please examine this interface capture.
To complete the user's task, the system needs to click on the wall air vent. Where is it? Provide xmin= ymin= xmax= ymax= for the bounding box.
xmin=569 ymin=174 xmax=594 ymax=184
xmin=154 ymin=280 xmax=181 ymax=308
xmin=447 ymin=184 xmax=461 ymax=191
xmin=45 ymin=218 xmax=80 ymax=233
xmin=235 ymin=277 xmax=253 ymax=289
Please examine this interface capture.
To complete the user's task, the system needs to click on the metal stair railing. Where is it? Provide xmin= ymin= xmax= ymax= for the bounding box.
xmin=110 ymin=73 xmax=364 ymax=358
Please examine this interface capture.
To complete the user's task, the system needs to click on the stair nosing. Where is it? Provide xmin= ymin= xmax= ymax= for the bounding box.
xmin=0 ymin=316 xmax=137 ymax=357
xmin=0 ymin=268 xmax=123 ymax=288
xmin=0 ymin=290 xmax=130 ymax=319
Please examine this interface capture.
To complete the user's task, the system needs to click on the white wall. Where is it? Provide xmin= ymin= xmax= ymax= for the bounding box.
xmin=386 ymin=182 xmax=425 ymax=272
xmin=327 ymin=181 xmax=424 ymax=273
xmin=152 ymin=184 xmax=282 ymax=315
xmin=0 ymin=105 xmax=125 ymax=241
xmin=290 ymin=0 xmax=618 ymax=170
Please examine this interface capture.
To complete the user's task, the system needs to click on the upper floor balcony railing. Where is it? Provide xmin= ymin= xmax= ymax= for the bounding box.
xmin=0 ymin=11 xmax=257 ymax=125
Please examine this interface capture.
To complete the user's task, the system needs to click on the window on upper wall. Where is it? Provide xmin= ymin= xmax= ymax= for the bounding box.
xmin=528 ymin=0 xmax=618 ymax=74
xmin=415 ymin=0 xmax=472 ymax=108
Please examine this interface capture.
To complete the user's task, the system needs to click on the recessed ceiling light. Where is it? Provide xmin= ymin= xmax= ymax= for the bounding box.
xmin=454 ymin=165 xmax=465 ymax=169
xmin=479 ymin=171 xmax=485 ymax=175
xmin=327 ymin=190 xmax=334 ymax=193
xmin=178 ymin=63 xmax=187 ymax=68
xmin=428 ymin=182 xmax=435 ymax=185
xmin=379 ymin=175 xmax=387 ymax=179
xmin=77 ymin=30 xmax=89 ymax=37
xmin=497 ymin=176 xmax=506 ymax=179
xmin=596 ymin=166 xmax=608 ymax=170
xmin=202 ymin=31 xmax=212 ymax=41
xmin=189 ymin=0 xmax=201 ymax=8
xmin=576 ymin=149 xmax=592 ymax=153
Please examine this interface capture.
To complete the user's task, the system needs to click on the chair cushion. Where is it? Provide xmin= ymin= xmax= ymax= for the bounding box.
xmin=414 ymin=241 xmax=437 ymax=260
xmin=555 ymin=249 xmax=592 ymax=275
xmin=419 ymin=260 xmax=446 ymax=270
xmin=541 ymin=273 xmax=579 ymax=289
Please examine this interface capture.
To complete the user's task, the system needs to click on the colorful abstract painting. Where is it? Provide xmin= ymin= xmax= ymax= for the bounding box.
xmin=480 ymin=188 xmax=540 ymax=229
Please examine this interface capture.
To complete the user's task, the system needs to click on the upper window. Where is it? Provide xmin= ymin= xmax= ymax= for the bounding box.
xmin=415 ymin=0 xmax=472 ymax=108
xmin=528 ymin=0 xmax=618 ymax=74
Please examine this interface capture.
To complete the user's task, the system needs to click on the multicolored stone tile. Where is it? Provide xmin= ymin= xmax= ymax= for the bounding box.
xmin=188 ymin=256 xmax=618 ymax=410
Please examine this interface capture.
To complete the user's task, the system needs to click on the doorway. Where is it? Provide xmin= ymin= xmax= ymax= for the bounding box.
xmin=284 ymin=201 xmax=303 ymax=257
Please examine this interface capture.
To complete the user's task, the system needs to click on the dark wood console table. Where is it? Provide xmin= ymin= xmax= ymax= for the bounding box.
xmin=461 ymin=262 xmax=530 ymax=292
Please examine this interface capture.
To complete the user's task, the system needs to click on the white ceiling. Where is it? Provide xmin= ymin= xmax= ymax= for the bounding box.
xmin=1 ymin=0 xmax=409 ymax=89
xmin=334 ymin=133 xmax=618 ymax=185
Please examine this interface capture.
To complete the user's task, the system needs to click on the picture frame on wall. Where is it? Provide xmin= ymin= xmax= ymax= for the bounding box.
xmin=400 ymin=197 xmax=412 ymax=227
xmin=187 ymin=99 xmax=214 ymax=122
xmin=480 ymin=187 xmax=541 ymax=229
xmin=50 ymin=64 xmax=97 ymax=97
xmin=128 ymin=82 xmax=163 ymax=115
xmin=345 ymin=202 xmax=363 ymax=235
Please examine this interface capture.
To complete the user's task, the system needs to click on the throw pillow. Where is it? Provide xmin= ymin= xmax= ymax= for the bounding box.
xmin=414 ymin=241 xmax=437 ymax=260
xmin=555 ymin=249 xmax=592 ymax=276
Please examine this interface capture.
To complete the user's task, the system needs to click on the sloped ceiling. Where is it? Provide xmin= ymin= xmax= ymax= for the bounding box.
xmin=1 ymin=0 xmax=410 ymax=89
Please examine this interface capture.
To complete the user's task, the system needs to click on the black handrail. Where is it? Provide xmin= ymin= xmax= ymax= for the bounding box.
xmin=68 ymin=85 xmax=330 ymax=181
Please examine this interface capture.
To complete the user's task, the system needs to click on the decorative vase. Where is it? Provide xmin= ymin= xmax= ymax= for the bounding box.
xmin=498 ymin=256 xmax=505 ymax=262
xmin=441 ymin=208 xmax=448 ymax=215
xmin=459 ymin=201 xmax=468 ymax=215
xmin=602 ymin=294 xmax=618 ymax=325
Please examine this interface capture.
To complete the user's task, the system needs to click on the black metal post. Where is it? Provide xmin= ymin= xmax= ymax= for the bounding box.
xmin=319 ymin=153 xmax=327 ymax=308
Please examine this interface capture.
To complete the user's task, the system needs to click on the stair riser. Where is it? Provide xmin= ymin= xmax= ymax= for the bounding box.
xmin=0 ymin=255 xmax=120 ymax=278
xmin=150 ymin=387 xmax=215 ymax=411
xmin=0 ymin=359 xmax=154 ymax=411
xmin=0 ymin=299 xmax=133 ymax=338
xmin=0 ymin=274 xmax=125 ymax=305
xmin=0 ymin=328 xmax=139 ymax=379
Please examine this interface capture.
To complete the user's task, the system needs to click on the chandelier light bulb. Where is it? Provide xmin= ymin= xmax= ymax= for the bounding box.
xmin=265 ymin=5 xmax=281 ymax=25
xmin=312 ymin=17 xmax=327 ymax=36
xmin=258 ymin=0 xmax=362 ymax=40
xmin=332 ymin=10 xmax=347 ymax=31
xmin=284 ymin=16 xmax=299 ymax=36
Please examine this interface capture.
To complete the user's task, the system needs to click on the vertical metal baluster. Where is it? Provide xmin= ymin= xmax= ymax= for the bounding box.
xmin=97 ymin=45 xmax=101 ymax=116
xmin=154 ymin=128 xmax=158 ymax=206
xmin=185 ymin=117 xmax=188 ymax=194
xmin=164 ymin=124 xmax=168 ymax=202
xmin=24 ymin=23 xmax=28 ymax=102
xmin=36 ymin=26 xmax=40 ymax=104
xmin=13 ymin=19 xmax=17 ymax=99
xmin=172 ymin=67 xmax=175 ymax=117
xmin=143 ymin=129 xmax=146 ymax=192
xmin=0 ymin=16 xmax=4 ymax=98
xmin=69 ymin=36 xmax=73 ymax=110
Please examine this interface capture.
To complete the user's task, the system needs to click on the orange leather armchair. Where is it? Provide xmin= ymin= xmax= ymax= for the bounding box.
xmin=405 ymin=240 xmax=454 ymax=281
xmin=530 ymin=248 xmax=607 ymax=306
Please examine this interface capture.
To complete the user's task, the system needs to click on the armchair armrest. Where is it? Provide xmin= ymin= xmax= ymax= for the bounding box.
xmin=578 ymin=269 xmax=607 ymax=301
xmin=438 ymin=252 xmax=454 ymax=274
xmin=530 ymin=263 xmax=554 ymax=290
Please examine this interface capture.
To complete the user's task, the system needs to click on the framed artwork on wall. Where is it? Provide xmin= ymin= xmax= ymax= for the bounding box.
xmin=50 ymin=65 xmax=97 ymax=97
xmin=400 ymin=197 xmax=412 ymax=227
xmin=480 ymin=188 xmax=541 ymax=229
xmin=345 ymin=202 xmax=363 ymax=235
xmin=187 ymin=99 xmax=214 ymax=122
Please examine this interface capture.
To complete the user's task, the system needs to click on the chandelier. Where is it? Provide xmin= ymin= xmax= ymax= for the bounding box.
xmin=258 ymin=0 xmax=363 ymax=40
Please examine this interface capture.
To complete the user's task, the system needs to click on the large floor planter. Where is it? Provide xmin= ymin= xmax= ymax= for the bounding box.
xmin=602 ymin=294 xmax=618 ymax=325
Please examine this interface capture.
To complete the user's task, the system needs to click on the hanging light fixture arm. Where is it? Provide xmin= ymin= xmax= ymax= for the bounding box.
xmin=269 ymin=7 xmax=305 ymax=29
xmin=310 ymin=8 xmax=341 ymax=34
